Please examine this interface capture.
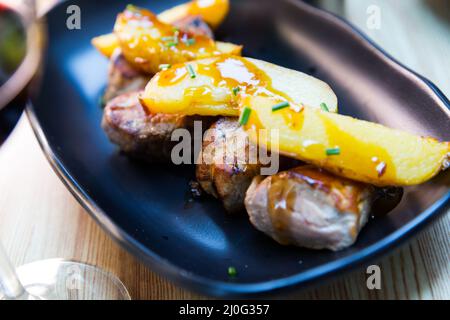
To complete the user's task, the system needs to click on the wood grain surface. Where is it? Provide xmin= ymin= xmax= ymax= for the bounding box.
xmin=0 ymin=0 xmax=448 ymax=300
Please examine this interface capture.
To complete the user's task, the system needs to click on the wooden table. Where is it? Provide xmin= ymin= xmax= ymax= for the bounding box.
xmin=0 ymin=0 xmax=448 ymax=299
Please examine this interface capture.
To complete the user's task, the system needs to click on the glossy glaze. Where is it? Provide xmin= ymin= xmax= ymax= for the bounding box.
xmin=115 ymin=7 xmax=224 ymax=74
xmin=156 ymin=56 xmax=295 ymax=108
xmin=242 ymin=95 xmax=448 ymax=186
xmin=266 ymin=166 xmax=369 ymax=243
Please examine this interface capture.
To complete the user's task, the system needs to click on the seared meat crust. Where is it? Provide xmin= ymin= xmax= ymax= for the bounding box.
xmin=103 ymin=50 xmax=151 ymax=103
xmin=102 ymin=91 xmax=197 ymax=162
xmin=245 ymin=166 xmax=373 ymax=251
xmin=196 ymin=118 xmax=303 ymax=213
xmin=196 ymin=118 xmax=261 ymax=213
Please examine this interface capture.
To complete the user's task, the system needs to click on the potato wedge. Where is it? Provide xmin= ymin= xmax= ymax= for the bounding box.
xmin=92 ymin=33 xmax=120 ymax=58
xmin=158 ymin=0 xmax=229 ymax=29
xmin=140 ymin=56 xmax=338 ymax=116
xmin=240 ymin=95 xmax=449 ymax=186
xmin=92 ymin=0 xmax=229 ymax=59
xmin=113 ymin=6 xmax=241 ymax=74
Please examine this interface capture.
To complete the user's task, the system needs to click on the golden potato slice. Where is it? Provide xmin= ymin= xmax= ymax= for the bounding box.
xmin=92 ymin=33 xmax=120 ymax=58
xmin=158 ymin=0 xmax=229 ymax=29
xmin=113 ymin=6 xmax=241 ymax=74
xmin=240 ymin=95 xmax=449 ymax=186
xmin=92 ymin=0 xmax=229 ymax=58
xmin=140 ymin=56 xmax=338 ymax=116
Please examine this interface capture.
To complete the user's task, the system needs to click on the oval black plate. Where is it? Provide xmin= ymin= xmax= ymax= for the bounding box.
xmin=28 ymin=0 xmax=450 ymax=297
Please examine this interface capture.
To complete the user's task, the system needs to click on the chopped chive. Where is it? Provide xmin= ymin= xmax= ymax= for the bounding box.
xmin=239 ymin=107 xmax=252 ymax=126
xmin=186 ymin=64 xmax=196 ymax=78
xmin=227 ymin=266 xmax=237 ymax=277
xmin=165 ymin=36 xmax=179 ymax=47
xmin=272 ymin=101 xmax=290 ymax=112
xmin=326 ymin=147 xmax=341 ymax=156
xmin=161 ymin=36 xmax=175 ymax=41
xmin=232 ymin=87 xmax=240 ymax=96
xmin=185 ymin=38 xmax=196 ymax=46
xmin=163 ymin=35 xmax=179 ymax=47
xmin=159 ymin=64 xmax=171 ymax=70
xmin=320 ymin=102 xmax=329 ymax=112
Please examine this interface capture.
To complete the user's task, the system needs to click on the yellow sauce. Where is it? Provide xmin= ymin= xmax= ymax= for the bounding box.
xmin=157 ymin=56 xmax=295 ymax=107
xmin=241 ymin=94 xmax=396 ymax=183
xmin=158 ymin=66 xmax=188 ymax=85
xmin=114 ymin=7 xmax=222 ymax=73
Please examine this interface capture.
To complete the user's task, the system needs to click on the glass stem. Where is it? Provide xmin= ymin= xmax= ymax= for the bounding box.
xmin=0 ymin=243 xmax=26 ymax=299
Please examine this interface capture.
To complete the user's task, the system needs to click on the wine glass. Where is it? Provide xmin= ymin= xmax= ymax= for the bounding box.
xmin=0 ymin=0 xmax=131 ymax=300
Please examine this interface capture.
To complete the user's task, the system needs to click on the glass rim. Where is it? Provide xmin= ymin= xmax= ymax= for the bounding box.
xmin=0 ymin=2 xmax=45 ymax=111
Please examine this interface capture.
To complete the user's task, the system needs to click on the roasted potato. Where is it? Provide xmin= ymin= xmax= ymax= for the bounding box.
xmin=140 ymin=56 xmax=338 ymax=116
xmin=240 ymin=95 xmax=450 ymax=186
xmin=92 ymin=33 xmax=120 ymax=59
xmin=92 ymin=0 xmax=225 ymax=59
xmin=158 ymin=0 xmax=229 ymax=29
xmin=112 ymin=6 xmax=241 ymax=74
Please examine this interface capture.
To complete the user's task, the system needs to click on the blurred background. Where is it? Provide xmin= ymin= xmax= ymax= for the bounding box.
xmin=319 ymin=0 xmax=450 ymax=96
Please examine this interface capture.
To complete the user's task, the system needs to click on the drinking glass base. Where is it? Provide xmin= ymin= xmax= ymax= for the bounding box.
xmin=0 ymin=258 xmax=131 ymax=300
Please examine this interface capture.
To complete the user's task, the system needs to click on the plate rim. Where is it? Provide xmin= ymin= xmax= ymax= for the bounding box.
xmin=27 ymin=0 xmax=450 ymax=297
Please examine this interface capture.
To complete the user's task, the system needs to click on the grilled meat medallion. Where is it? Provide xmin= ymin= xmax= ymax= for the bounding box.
xmin=103 ymin=50 xmax=151 ymax=103
xmin=102 ymin=91 xmax=199 ymax=162
xmin=196 ymin=118 xmax=302 ymax=213
xmin=196 ymin=118 xmax=262 ymax=213
xmin=245 ymin=166 xmax=373 ymax=251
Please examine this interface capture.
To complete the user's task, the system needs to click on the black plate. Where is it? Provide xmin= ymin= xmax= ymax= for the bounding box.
xmin=28 ymin=0 xmax=450 ymax=297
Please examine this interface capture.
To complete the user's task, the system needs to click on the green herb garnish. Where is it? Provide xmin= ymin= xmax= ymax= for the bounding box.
xmin=186 ymin=64 xmax=196 ymax=78
xmin=239 ymin=107 xmax=252 ymax=126
xmin=326 ymin=147 xmax=341 ymax=156
xmin=165 ymin=37 xmax=179 ymax=47
xmin=161 ymin=36 xmax=176 ymax=41
xmin=227 ymin=266 xmax=237 ymax=277
xmin=159 ymin=64 xmax=171 ymax=70
xmin=163 ymin=35 xmax=179 ymax=47
xmin=232 ymin=87 xmax=240 ymax=96
xmin=320 ymin=102 xmax=329 ymax=112
xmin=272 ymin=101 xmax=290 ymax=112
